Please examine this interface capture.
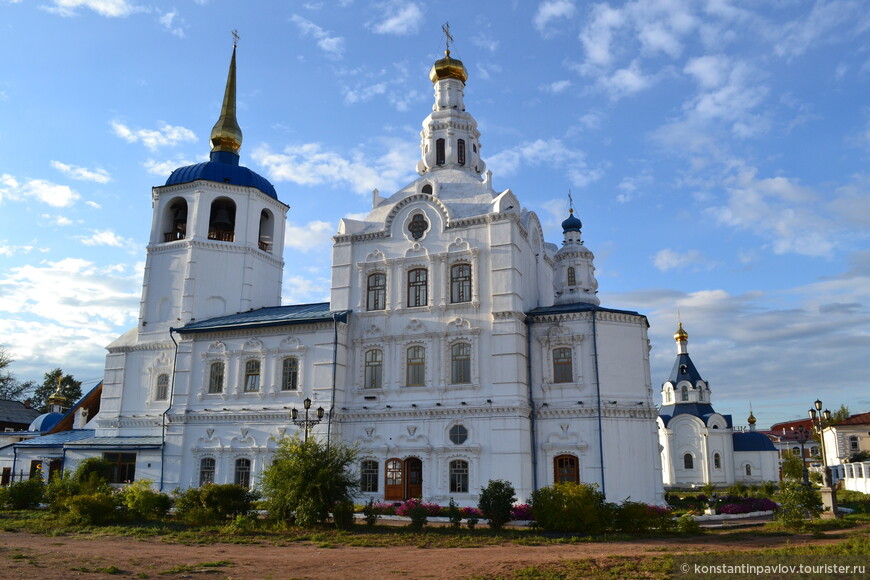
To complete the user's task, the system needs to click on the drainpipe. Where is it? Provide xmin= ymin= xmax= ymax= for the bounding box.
xmin=525 ymin=316 xmax=538 ymax=493
xmin=12 ymin=447 xmax=17 ymax=483
xmin=160 ymin=328 xmax=180 ymax=491
xmin=327 ymin=312 xmax=339 ymax=447
xmin=591 ymin=309 xmax=606 ymax=497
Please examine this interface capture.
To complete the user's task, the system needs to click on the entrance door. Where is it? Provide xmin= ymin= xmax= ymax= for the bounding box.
xmin=384 ymin=458 xmax=404 ymax=501
xmin=405 ymin=457 xmax=422 ymax=499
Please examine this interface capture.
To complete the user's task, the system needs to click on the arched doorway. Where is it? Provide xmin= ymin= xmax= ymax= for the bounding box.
xmin=384 ymin=457 xmax=423 ymax=501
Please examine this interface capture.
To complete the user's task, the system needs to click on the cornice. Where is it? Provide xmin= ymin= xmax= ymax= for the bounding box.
xmin=108 ymin=340 xmax=175 ymax=354
xmin=337 ymin=405 xmax=530 ymax=422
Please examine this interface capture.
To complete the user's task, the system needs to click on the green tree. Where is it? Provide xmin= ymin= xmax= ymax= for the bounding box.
xmin=260 ymin=436 xmax=359 ymax=527
xmin=781 ymin=451 xmax=806 ymax=481
xmin=776 ymin=479 xmax=822 ymax=529
xmin=31 ymin=368 xmax=82 ymax=413
xmin=829 ymin=404 xmax=851 ymax=425
xmin=478 ymin=479 xmax=516 ymax=531
xmin=0 ymin=346 xmax=34 ymax=402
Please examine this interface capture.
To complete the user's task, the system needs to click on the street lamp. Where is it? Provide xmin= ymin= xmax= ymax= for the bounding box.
xmin=808 ymin=400 xmax=839 ymax=518
xmin=291 ymin=397 xmax=325 ymax=442
xmin=790 ymin=425 xmax=810 ymax=486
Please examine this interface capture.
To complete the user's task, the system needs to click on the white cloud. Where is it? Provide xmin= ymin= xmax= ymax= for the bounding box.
xmin=111 ymin=121 xmax=197 ymax=151
xmin=598 ymin=60 xmax=654 ymax=99
xmin=158 ymin=9 xmax=185 ymax=38
xmin=42 ymin=213 xmax=74 ymax=226
xmin=541 ymin=80 xmax=572 ymax=94
xmin=85 ymin=201 xmax=101 ymax=209
xmin=290 ymin=14 xmax=345 ymax=59
xmin=0 ymin=241 xmax=34 ymax=257
xmin=683 ymin=55 xmax=730 ymax=89
xmin=652 ymin=248 xmax=710 ymax=271
xmin=143 ymin=156 xmax=201 ymax=177
xmin=43 ymin=0 xmax=141 ymax=17
xmin=770 ymin=0 xmax=858 ymax=58
xmin=50 ymin=160 xmax=111 ymax=183
xmin=78 ymin=229 xmax=139 ymax=252
xmin=369 ymin=1 xmax=423 ymax=36
xmin=284 ymin=220 xmax=335 ymax=252
xmin=534 ymin=0 xmax=575 ymax=36
xmin=281 ymin=273 xmax=331 ymax=305
xmin=487 ymin=139 xmax=602 ymax=188
xmin=0 ymin=174 xmax=80 ymax=207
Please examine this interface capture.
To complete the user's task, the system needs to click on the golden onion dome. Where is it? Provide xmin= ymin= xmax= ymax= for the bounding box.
xmin=674 ymin=322 xmax=688 ymax=342
xmin=748 ymin=411 xmax=757 ymax=425
xmin=429 ymin=49 xmax=468 ymax=84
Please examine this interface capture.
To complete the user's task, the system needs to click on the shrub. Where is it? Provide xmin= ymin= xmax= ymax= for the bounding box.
xmin=725 ymin=482 xmax=748 ymax=497
xmin=332 ymin=501 xmax=355 ymax=530
xmin=478 ymin=479 xmax=516 ymax=531
xmin=120 ymin=479 xmax=171 ymax=520
xmin=3 ymin=477 xmax=45 ymax=510
xmin=675 ymin=514 xmax=702 ymax=535
xmin=447 ymin=498 xmax=462 ymax=529
xmin=718 ymin=497 xmax=778 ymax=515
xmin=173 ymin=484 xmax=255 ymax=524
xmin=408 ymin=504 xmax=428 ymax=531
xmin=777 ymin=480 xmax=822 ymax=529
xmin=395 ymin=498 xmax=441 ymax=517
xmin=64 ymin=490 xmax=123 ymax=525
xmin=45 ymin=472 xmax=83 ymax=513
xmin=461 ymin=506 xmax=483 ymax=519
xmin=260 ymin=436 xmax=358 ymax=527
xmin=72 ymin=457 xmax=113 ymax=491
xmin=530 ymin=482 xmax=609 ymax=534
xmin=362 ymin=498 xmax=379 ymax=526
xmin=758 ymin=480 xmax=777 ymax=498
xmin=614 ymin=501 xmax=674 ymax=533
xmin=511 ymin=503 xmax=533 ymax=521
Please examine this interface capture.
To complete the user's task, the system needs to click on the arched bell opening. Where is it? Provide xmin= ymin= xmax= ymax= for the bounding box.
xmin=208 ymin=197 xmax=236 ymax=242
xmin=258 ymin=209 xmax=274 ymax=253
xmin=162 ymin=197 xmax=188 ymax=242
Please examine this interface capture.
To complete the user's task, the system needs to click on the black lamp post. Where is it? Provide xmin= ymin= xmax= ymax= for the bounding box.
xmin=791 ymin=424 xmax=810 ymax=486
xmin=808 ymin=399 xmax=839 ymax=518
xmin=291 ymin=397 xmax=325 ymax=442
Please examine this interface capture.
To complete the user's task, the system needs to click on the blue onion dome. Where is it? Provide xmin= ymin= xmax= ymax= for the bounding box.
xmin=29 ymin=412 xmax=63 ymax=432
xmin=561 ymin=209 xmax=582 ymax=232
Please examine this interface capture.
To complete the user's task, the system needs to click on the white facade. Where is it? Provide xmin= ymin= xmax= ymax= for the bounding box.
xmin=5 ymin=47 xmax=665 ymax=506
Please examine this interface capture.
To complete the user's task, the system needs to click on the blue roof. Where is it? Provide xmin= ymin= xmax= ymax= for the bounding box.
xmin=659 ymin=403 xmax=733 ymax=428
xmin=526 ymin=303 xmax=643 ymax=318
xmin=63 ymin=435 xmax=163 ymax=448
xmin=15 ymin=429 xmax=96 ymax=448
xmin=177 ymin=303 xmax=349 ymax=334
xmin=28 ymin=412 xmax=63 ymax=433
xmin=733 ymin=431 xmax=777 ymax=452
xmin=561 ymin=211 xmax=582 ymax=232
xmin=165 ymin=150 xmax=278 ymax=200
xmin=667 ymin=353 xmax=705 ymax=385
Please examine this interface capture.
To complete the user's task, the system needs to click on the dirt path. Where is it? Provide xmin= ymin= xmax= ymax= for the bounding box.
xmin=0 ymin=526 xmax=857 ymax=580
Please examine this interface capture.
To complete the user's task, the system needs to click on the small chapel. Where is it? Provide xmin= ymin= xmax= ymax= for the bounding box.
xmin=657 ymin=324 xmax=778 ymax=488
xmin=2 ymin=40 xmax=665 ymax=505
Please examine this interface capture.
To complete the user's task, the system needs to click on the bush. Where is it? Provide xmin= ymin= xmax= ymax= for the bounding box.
xmin=72 ymin=458 xmax=113 ymax=491
xmin=64 ymin=490 xmax=123 ymax=525
xmin=758 ymin=480 xmax=777 ymax=498
xmin=260 ymin=436 xmax=358 ymax=527
xmin=447 ymin=498 xmax=462 ymax=529
xmin=3 ymin=478 xmax=45 ymax=510
xmin=395 ymin=498 xmax=441 ymax=517
xmin=511 ymin=503 xmax=533 ymax=521
xmin=614 ymin=501 xmax=674 ymax=533
xmin=408 ymin=504 xmax=428 ymax=531
xmin=718 ymin=497 xmax=778 ymax=515
xmin=530 ymin=483 xmax=609 ymax=534
xmin=478 ymin=479 xmax=516 ymax=531
xmin=173 ymin=484 xmax=256 ymax=524
xmin=776 ymin=480 xmax=822 ymax=529
xmin=332 ymin=501 xmax=355 ymax=530
xmin=120 ymin=480 xmax=171 ymax=520
xmin=362 ymin=498 xmax=379 ymax=526
xmin=45 ymin=472 xmax=83 ymax=513
xmin=725 ymin=482 xmax=748 ymax=497
xmin=675 ymin=514 xmax=702 ymax=535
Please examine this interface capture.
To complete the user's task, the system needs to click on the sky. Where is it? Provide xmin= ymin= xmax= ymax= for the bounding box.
xmin=0 ymin=0 xmax=868 ymax=429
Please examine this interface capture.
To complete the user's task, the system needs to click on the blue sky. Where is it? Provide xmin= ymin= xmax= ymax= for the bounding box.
xmin=0 ymin=0 xmax=867 ymax=428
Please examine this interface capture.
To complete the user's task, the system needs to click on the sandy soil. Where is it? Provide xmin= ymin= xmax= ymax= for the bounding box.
xmin=0 ymin=524 xmax=857 ymax=580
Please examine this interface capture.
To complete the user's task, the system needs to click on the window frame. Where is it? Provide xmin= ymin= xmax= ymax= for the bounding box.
xmin=683 ymin=453 xmax=694 ymax=470
xmin=552 ymin=347 xmax=573 ymax=384
xmin=360 ymin=459 xmax=379 ymax=493
xmin=234 ymin=458 xmax=252 ymax=488
xmin=457 ymin=139 xmax=466 ymax=166
xmin=449 ymin=459 xmax=469 ymax=493
xmin=406 ymin=345 xmax=426 ymax=387
xmin=155 ymin=373 xmax=169 ymax=401
xmin=449 ymin=263 xmax=472 ymax=304
xmin=364 ymin=349 xmax=384 ymax=389
xmin=554 ymin=454 xmax=580 ymax=483
xmin=103 ymin=452 xmax=136 ymax=484
xmin=208 ymin=361 xmax=225 ymax=394
xmin=407 ymin=267 xmax=428 ymax=307
xmin=567 ymin=266 xmax=576 ymax=286
xmin=199 ymin=457 xmax=216 ymax=486
xmin=450 ymin=342 xmax=471 ymax=385
xmin=436 ymin=138 xmax=445 ymax=166
xmin=281 ymin=357 xmax=299 ymax=391
xmin=243 ymin=359 xmax=261 ymax=393
xmin=366 ymin=272 xmax=386 ymax=311
xmin=713 ymin=452 xmax=721 ymax=469
xmin=449 ymin=424 xmax=468 ymax=445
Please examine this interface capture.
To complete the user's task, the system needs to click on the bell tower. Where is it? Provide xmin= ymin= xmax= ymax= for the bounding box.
xmin=137 ymin=40 xmax=287 ymax=339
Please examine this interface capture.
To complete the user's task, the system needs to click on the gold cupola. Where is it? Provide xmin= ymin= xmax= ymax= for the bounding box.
xmin=429 ymin=49 xmax=468 ymax=84
xmin=674 ymin=322 xmax=688 ymax=343
xmin=210 ymin=44 xmax=243 ymax=155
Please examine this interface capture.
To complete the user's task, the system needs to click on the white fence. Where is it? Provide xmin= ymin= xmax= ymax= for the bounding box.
xmin=832 ymin=462 xmax=870 ymax=494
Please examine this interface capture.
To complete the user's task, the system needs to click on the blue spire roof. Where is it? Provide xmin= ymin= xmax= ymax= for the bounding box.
xmin=561 ymin=209 xmax=582 ymax=232
xmin=165 ymin=151 xmax=278 ymax=199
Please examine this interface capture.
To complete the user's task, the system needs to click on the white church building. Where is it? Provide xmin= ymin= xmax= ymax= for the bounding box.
xmin=4 ymin=44 xmax=664 ymax=506
xmin=657 ymin=324 xmax=778 ymax=488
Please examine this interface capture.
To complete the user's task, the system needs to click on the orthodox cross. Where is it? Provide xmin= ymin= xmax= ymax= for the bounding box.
xmin=232 ymin=29 xmax=240 ymax=47
xmin=442 ymin=22 xmax=453 ymax=52
xmin=568 ymin=190 xmax=574 ymax=212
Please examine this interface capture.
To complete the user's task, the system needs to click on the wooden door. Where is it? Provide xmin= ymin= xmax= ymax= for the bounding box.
xmin=384 ymin=458 xmax=403 ymax=501
xmin=405 ymin=457 xmax=422 ymax=498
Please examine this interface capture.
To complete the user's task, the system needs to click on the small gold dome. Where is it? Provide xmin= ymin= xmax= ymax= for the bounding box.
xmin=429 ymin=50 xmax=468 ymax=84
xmin=748 ymin=411 xmax=757 ymax=425
xmin=674 ymin=322 xmax=688 ymax=342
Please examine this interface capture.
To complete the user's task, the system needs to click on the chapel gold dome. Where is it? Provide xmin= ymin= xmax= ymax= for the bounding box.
xmin=674 ymin=323 xmax=688 ymax=342
xmin=429 ymin=50 xmax=468 ymax=84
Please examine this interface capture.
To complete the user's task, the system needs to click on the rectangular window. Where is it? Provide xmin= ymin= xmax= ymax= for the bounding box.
xmin=155 ymin=373 xmax=169 ymax=401
xmin=450 ymin=263 xmax=471 ymax=303
xmin=364 ymin=349 xmax=383 ymax=389
xmin=457 ymin=139 xmax=466 ymax=166
xmin=407 ymin=268 xmax=428 ymax=307
xmin=406 ymin=345 xmax=425 ymax=386
xmin=449 ymin=459 xmax=468 ymax=493
xmin=553 ymin=348 xmax=573 ymax=383
xmin=200 ymin=457 xmax=215 ymax=486
xmin=436 ymin=138 xmax=445 ymax=166
xmin=208 ymin=361 xmax=224 ymax=394
xmin=282 ymin=357 xmax=299 ymax=391
xmin=450 ymin=343 xmax=471 ymax=384
xmin=244 ymin=360 xmax=260 ymax=392
xmin=103 ymin=452 xmax=136 ymax=483
xmin=235 ymin=458 xmax=251 ymax=488
xmin=360 ymin=460 xmax=378 ymax=492
xmin=366 ymin=273 xmax=386 ymax=311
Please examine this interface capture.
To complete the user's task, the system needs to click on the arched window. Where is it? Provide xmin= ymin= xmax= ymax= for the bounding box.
xmin=553 ymin=348 xmax=572 ymax=383
xmin=208 ymin=198 xmax=236 ymax=242
xmin=258 ymin=209 xmax=274 ymax=252
xmin=199 ymin=457 xmax=215 ymax=486
xmin=407 ymin=268 xmax=428 ymax=307
xmin=281 ymin=357 xmax=298 ymax=391
xmin=366 ymin=273 xmax=386 ymax=311
xmin=791 ymin=446 xmax=801 ymax=456
xmin=234 ymin=458 xmax=251 ymax=488
xmin=450 ymin=343 xmax=471 ymax=384
xmin=567 ymin=266 xmax=576 ymax=286
xmin=244 ymin=360 xmax=260 ymax=392
xmin=457 ymin=139 xmax=466 ymax=166
xmin=449 ymin=424 xmax=468 ymax=445
xmin=360 ymin=460 xmax=379 ymax=492
xmin=163 ymin=198 xmax=187 ymax=242
xmin=683 ymin=453 xmax=694 ymax=470
xmin=364 ymin=349 xmax=383 ymax=389
xmin=449 ymin=459 xmax=469 ymax=493
xmin=155 ymin=373 xmax=169 ymax=401
xmin=421 ymin=184 xmax=433 ymax=195
xmin=745 ymin=464 xmax=752 ymax=476
xmin=681 ymin=385 xmax=689 ymax=401
xmin=208 ymin=361 xmax=224 ymax=394
xmin=714 ymin=453 xmax=721 ymax=469
xmin=665 ymin=389 xmax=672 ymax=403
xmin=406 ymin=345 xmax=425 ymax=386
xmin=554 ymin=454 xmax=579 ymax=483
xmin=436 ymin=138 xmax=445 ymax=166
xmin=450 ymin=263 xmax=472 ymax=303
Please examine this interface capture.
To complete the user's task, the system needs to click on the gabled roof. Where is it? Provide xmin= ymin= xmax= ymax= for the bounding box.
xmin=0 ymin=399 xmax=41 ymax=425
xmin=14 ymin=429 xmax=96 ymax=448
xmin=666 ymin=353 xmax=705 ymax=386
xmin=733 ymin=431 xmax=777 ymax=452
xmin=834 ymin=412 xmax=870 ymax=426
xmin=48 ymin=382 xmax=102 ymax=434
xmin=659 ymin=403 xmax=733 ymax=428
xmin=176 ymin=303 xmax=349 ymax=334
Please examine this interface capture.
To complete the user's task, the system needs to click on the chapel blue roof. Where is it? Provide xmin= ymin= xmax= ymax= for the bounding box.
xmin=733 ymin=431 xmax=777 ymax=452
xmin=176 ymin=303 xmax=349 ymax=334
xmin=165 ymin=151 xmax=278 ymax=200
xmin=667 ymin=353 xmax=705 ymax=385
xmin=526 ymin=302 xmax=643 ymax=318
xmin=561 ymin=210 xmax=582 ymax=232
xmin=15 ymin=429 xmax=96 ymax=448
xmin=658 ymin=403 xmax=733 ymax=428
xmin=28 ymin=412 xmax=63 ymax=433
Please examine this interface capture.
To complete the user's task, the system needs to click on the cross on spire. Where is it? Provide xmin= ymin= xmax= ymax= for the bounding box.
xmin=232 ymin=29 xmax=240 ymax=47
xmin=442 ymin=22 xmax=453 ymax=53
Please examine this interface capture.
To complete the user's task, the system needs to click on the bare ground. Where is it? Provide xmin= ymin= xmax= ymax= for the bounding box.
xmin=0 ymin=524 xmax=859 ymax=580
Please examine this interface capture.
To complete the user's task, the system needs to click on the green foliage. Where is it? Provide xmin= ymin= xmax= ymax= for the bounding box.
xmin=64 ymin=490 xmax=123 ymax=525
xmin=613 ymin=501 xmax=674 ymax=534
xmin=675 ymin=514 xmax=702 ymax=535
xmin=780 ymin=453 xmax=806 ymax=481
xmin=120 ymin=479 xmax=171 ymax=520
xmin=478 ymin=479 xmax=517 ymax=531
xmin=758 ymin=480 xmax=777 ymax=498
xmin=700 ymin=482 xmax=715 ymax=497
xmin=0 ymin=345 xmax=34 ymax=402
xmin=361 ymin=498 xmax=379 ymax=527
xmin=408 ymin=504 xmax=428 ymax=531
xmin=530 ymin=482 xmax=610 ymax=534
xmin=260 ymin=436 xmax=359 ymax=527
xmin=847 ymin=450 xmax=870 ymax=463
xmin=837 ymin=491 xmax=870 ymax=514
xmin=2 ymin=477 xmax=45 ymax=509
xmin=173 ymin=484 xmax=256 ymax=524
xmin=447 ymin=498 xmax=463 ymax=529
xmin=72 ymin=457 xmax=114 ymax=490
xmin=776 ymin=480 xmax=823 ymax=529
xmin=45 ymin=471 xmax=83 ymax=513
xmin=332 ymin=501 xmax=355 ymax=530
xmin=725 ymin=482 xmax=748 ymax=497
xmin=31 ymin=368 xmax=82 ymax=413
xmin=465 ymin=512 xmax=479 ymax=529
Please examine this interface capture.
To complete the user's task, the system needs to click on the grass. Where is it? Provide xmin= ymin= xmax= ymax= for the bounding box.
xmin=158 ymin=560 xmax=233 ymax=575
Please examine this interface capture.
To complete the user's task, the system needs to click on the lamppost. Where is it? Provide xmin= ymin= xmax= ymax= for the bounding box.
xmin=790 ymin=425 xmax=810 ymax=486
xmin=808 ymin=399 xmax=839 ymax=518
xmin=291 ymin=398 xmax=324 ymax=443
